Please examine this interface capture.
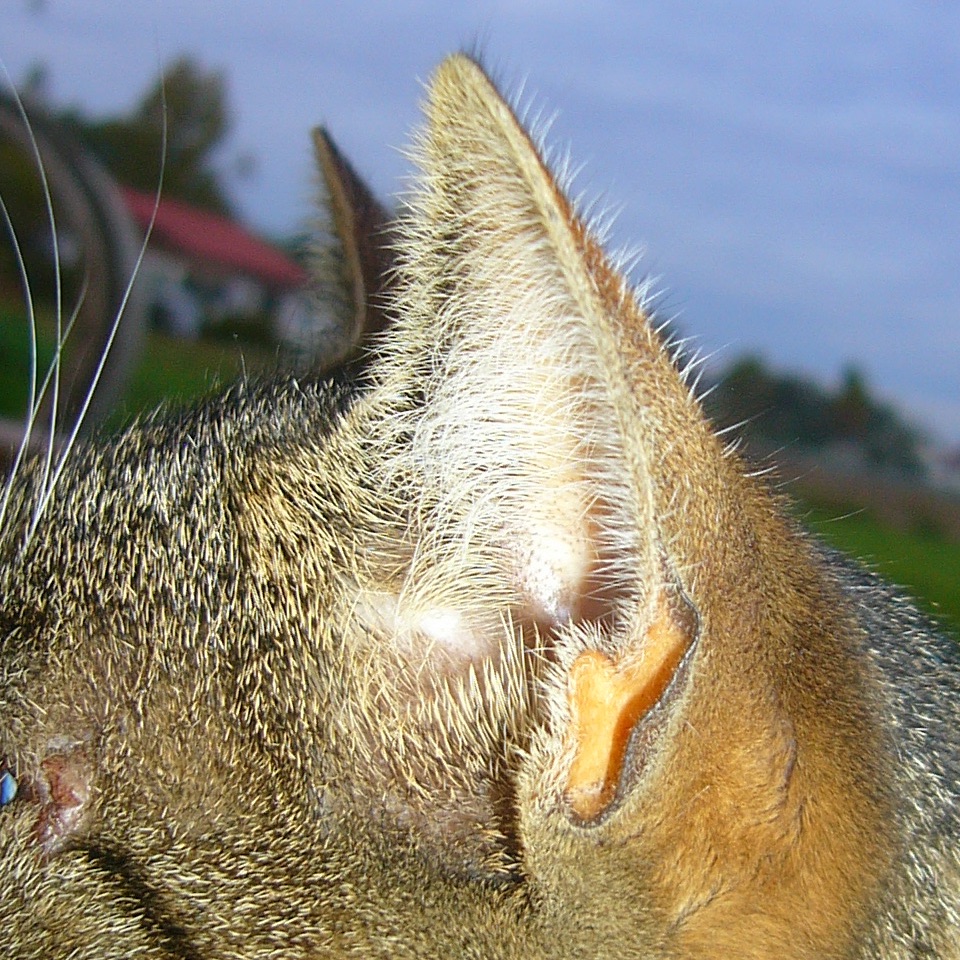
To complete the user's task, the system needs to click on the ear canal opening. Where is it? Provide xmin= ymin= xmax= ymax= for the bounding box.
xmin=563 ymin=577 xmax=700 ymax=824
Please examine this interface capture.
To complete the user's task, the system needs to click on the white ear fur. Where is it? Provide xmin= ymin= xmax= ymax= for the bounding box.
xmin=361 ymin=55 xmax=675 ymax=672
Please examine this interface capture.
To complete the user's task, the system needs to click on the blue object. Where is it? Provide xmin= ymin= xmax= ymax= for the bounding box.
xmin=0 ymin=770 xmax=17 ymax=806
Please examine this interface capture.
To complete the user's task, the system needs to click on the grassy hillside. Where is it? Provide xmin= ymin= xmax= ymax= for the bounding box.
xmin=0 ymin=302 xmax=278 ymax=430
xmin=802 ymin=503 xmax=960 ymax=637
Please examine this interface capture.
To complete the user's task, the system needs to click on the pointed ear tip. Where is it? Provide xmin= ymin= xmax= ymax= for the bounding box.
xmin=313 ymin=128 xmax=351 ymax=190
xmin=438 ymin=51 xmax=482 ymax=75
xmin=312 ymin=126 xmax=334 ymax=156
xmin=432 ymin=53 xmax=493 ymax=96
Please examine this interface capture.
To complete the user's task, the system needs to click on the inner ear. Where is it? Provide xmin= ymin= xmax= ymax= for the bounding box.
xmin=355 ymin=55 xmax=670 ymax=697
xmin=511 ymin=481 xmax=637 ymax=643
xmin=563 ymin=575 xmax=700 ymax=823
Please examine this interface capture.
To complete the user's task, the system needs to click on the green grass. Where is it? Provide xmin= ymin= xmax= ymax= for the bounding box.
xmin=0 ymin=302 xmax=57 ymax=418
xmin=801 ymin=503 xmax=960 ymax=636
xmin=107 ymin=331 xmax=279 ymax=429
xmin=0 ymin=300 xmax=278 ymax=428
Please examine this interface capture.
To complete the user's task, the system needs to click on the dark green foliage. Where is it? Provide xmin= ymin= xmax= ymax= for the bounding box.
xmin=60 ymin=57 xmax=233 ymax=215
xmin=705 ymin=355 xmax=927 ymax=477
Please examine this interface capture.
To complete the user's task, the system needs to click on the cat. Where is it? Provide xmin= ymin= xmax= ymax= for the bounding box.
xmin=1 ymin=53 xmax=958 ymax=958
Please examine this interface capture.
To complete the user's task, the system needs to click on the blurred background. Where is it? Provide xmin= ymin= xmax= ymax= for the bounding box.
xmin=1 ymin=0 xmax=958 ymax=630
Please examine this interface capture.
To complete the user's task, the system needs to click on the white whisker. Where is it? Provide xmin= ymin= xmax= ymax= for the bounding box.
xmin=0 ymin=59 xmax=166 ymax=546
xmin=33 ymin=175 xmax=164 ymax=535
xmin=9 ymin=87 xmax=65 ymax=518
xmin=26 ymin=95 xmax=168 ymax=543
xmin=0 ymin=190 xmax=38 ymax=531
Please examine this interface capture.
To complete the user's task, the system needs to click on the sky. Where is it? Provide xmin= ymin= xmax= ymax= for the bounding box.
xmin=4 ymin=0 xmax=960 ymax=446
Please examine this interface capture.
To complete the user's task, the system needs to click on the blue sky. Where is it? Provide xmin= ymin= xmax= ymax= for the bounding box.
xmin=5 ymin=0 xmax=959 ymax=444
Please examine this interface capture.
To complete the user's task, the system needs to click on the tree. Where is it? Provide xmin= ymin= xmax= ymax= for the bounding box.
xmin=706 ymin=356 xmax=926 ymax=477
xmin=65 ymin=57 xmax=234 ymax=214
xmin=831 ymin=366 xmax=872 ymax=442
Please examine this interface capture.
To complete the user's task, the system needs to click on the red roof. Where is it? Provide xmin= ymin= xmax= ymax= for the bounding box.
xmin=121 ymin=186 xmax=307 ymax=289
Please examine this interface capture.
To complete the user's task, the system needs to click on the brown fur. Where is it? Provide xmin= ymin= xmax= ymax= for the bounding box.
xmin=0 ymin=54 xmax=957 ymax=958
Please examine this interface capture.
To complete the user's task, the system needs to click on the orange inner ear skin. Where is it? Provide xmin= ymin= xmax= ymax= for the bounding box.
xmin=565 ymin=605 xmax=693 ymax=822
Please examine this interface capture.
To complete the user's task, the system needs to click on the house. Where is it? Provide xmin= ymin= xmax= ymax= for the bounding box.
xmin=121 ymin=186 xmax=310 ymax=344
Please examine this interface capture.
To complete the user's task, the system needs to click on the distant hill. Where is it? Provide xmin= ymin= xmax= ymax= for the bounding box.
xmin=703 ymin=355 xmax=927 ymax=479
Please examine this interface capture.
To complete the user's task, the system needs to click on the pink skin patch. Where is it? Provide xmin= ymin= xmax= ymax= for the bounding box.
xmin=33 ymin=748 xmax=93 ymax=855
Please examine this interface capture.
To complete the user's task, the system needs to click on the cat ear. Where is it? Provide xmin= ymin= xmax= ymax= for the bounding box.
xmin=364 ymin=59 xmax=888 ymax=945
xmin=405 ymin=56 xmax=896 ymax=955
xmin=309 ymin=127 xmax=395 ymax=366
xmin=370 ymin=54 xmax=708 ymax=699
xmin=326 ymin=54 xmax=713 ymax=878
xmin=327 ymin=57 xmax=716 ymax=886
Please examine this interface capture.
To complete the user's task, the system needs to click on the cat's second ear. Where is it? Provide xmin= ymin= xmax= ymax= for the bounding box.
xmin=309 ymin=127 xmax=395 ymax=366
